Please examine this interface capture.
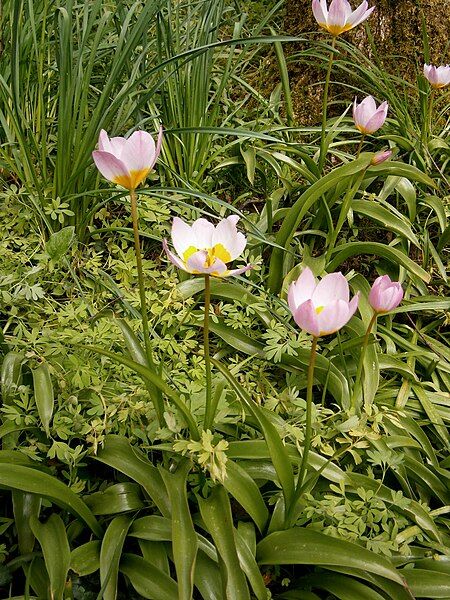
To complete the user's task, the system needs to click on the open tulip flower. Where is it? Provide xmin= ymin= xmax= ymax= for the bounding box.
xmin=312 ymin=0 xmax=374 ymax=36
xmin=163 ymin=216 xmax=252 ymax=277
xmin=369 ymin=275 xmax=403 ymax=314
xmin=353 ymin=96 xmax=388 ymax=135
xmin=92 ymin=127 xmax=163 ymax=190
xmin=423 ymin=64 xmax=450 ymax=89
xmin=288 ymin=267 xmax=359 ymax=337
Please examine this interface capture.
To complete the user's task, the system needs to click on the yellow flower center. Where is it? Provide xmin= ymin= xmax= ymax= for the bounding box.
xmin=113 ymin=168 xmax=150 ymax=190
xmin=183 ymin=243 xmax=231 ymax=267
xmin=315 ymin=306 xmax=325 ymax=315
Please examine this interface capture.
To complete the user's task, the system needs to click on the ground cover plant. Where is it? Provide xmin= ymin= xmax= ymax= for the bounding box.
xmin=0 ymin=0 xmax=449 ymax=598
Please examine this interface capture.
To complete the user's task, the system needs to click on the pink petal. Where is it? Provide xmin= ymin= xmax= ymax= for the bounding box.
xmin=312 ymin=0 xmax=328 ymax=25
xmin=226 ymin=264 xmax=253 ymax=277
xmin=293 ymin=300 xmax=321 ymax=337
xmin=92 ymin=150 xmax=129 ymax=185
xmin=363 ymin=102 xmax=388 ymax=134
xmin=120 ymin=131 xmax=156 ymax=173
xmin=191 ymin=218 xmax=215 ymax=249
xmin=186 ymin=251 xmax=227 ymax=276
xmin=312 ymin=272 xmax=349 ymax=307
xmin=348 ymin=1 xmax=374 ymax=27
xmin=288 ymin=267 xmax=317 ymax=313
xmin=354 ymin=96 xmax=377 ymax=128
xmin=150 ymin=125 xmax=164 ymax=169
xmin=328 ymin=0 xmax=350 ymax=27
xmin=98 ymin=130 xmax=112 ymax=153
xmin=163 ymin=239 xmax=187 ymax=271
xmin=316 ymin=299 xmax=351 ymax=335
xmin=212 ymin=216 xmax=246 ymax=260
xmin=171 ymin=217 xmax=194 ymax=258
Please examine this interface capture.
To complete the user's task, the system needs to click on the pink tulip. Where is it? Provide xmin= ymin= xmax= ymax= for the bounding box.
xmin=353 ymin=96 xmax=388 ymax=135
xmin=288 ymin=267 xmax=359 ymax=337
xmin=312 ymin=0 xmax=374 ymax=36
xmin=163 ymin=216 xmax=252 ymax=278
xmin=371 ymin=149 xmax=392 ymax=165
xmin=369 ymin=275 xmax=403 ymax=313
xmin=423 ymin=64 xmax=450 ymax=89
xmin=92 ymin=127 xmax=163 ymax=190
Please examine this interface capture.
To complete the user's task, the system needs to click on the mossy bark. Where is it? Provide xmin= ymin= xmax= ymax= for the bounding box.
xmin=284 ymin=0 xmax=450 ymax=123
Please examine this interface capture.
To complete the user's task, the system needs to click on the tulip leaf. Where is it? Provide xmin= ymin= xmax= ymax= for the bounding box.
xmin=212 ymin=359 xmax=295 ymax=507
xmin=100 ymin=514 xmax=132 ymax=600
xmin=30 ymin=514 xmax=71 ymax=600
xmin=402 ymin=569 xmax=450 ymax=598
xmin=198 ymin=486 xmax=251 ymax=599
xmin=0 ymin=463 xmax=101 ymax=537
xmin=12 ymin=490 xmax=41 ymax=555
xmin=159 ymin=460 xmax=198 ymax=600
xmin=94 ymin=435 xmax=170 ymax=517
xmin=70 ymin=540 xmax=101 ymax=576
xmin=256 ymin=528 xmax=405 ymax=585
xmin=120 ymin=553 xmax=178 ymax=600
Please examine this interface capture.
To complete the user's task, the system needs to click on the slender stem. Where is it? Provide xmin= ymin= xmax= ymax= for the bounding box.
xmin=203 ymin=275 xmax=213 ymax=429
xmin=318 ymin=36 xmax=336 ymax=173
xmin=427 ymin=88 xmax=435 ymax=144
xmin=351 ymin=311 xmax=378 ymax=413
xmin=130 ymin=189 xmax=164 ymax=426
xmin=356 ymin=134 xmax=365 ymax=158
xmin=286 ymin=337 xmax=318 ymax=526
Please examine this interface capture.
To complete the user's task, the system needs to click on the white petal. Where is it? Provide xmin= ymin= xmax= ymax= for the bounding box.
xmin=191 ymin=218 xmax=215 ymax=249
xmin=312 ymin=272 xmax=349 ymax=307
xmin=186 ymin=251 xmax=227 ymax=276
xmin=171 ymin=217 xmax=195 ymax=258
xmin=212 ymin=216 xmax=247 ymax=260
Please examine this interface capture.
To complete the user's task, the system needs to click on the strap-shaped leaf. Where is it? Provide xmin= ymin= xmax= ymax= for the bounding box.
xmin=159 ymin=460 xmax=198 ymax=600
xmin=30 ymin=514 xmax=71 ymax=600
xmin=256 ymin=528 xmax=405 ymax=585
xmin=198 ymin=486 xmax=250 ymax=599
xmin=94 ymin=435 xmax=170 ymax=517
xmin=100 ymin=515 xmax=133 ymax=600
xmin=213 ymin=359 xmax=295 ymax=508
xmin=0 ymin=464 xmax=101 ymax=536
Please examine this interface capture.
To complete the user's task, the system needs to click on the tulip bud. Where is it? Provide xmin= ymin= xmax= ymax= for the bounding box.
xmin=369 ymin=275 xmax=403 ymax=314
xmin=353 ymin=96 xmax=388 ymax=135
xmin=423 ymin=64 xmax=450 ymax=89
xmin=371 ymin=149 xmax=393 ymax=165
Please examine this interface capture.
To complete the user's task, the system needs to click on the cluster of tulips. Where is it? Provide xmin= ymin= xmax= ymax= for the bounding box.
xmin=91 ymin=0 xmax=446 ymax=438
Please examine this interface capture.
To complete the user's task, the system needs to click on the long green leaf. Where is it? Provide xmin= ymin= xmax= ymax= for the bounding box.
xmin=30 ymin=514 xmax=71 ymax=600
xmin=159 ymin=460 xmax=198 ymax=600
xmin=256 ymin=528 xmax=405 ymax=585
xmin=100 ymin=515 xmax=132 ymax=600
xmin=32 ymin=363 xmax=54 ymax=436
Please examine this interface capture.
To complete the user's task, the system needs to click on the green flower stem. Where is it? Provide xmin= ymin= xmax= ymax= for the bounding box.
xmin=130 ymin=189 xmax=164 ymax=426
xmin=427 ymin=88 xmax=435 ymax=145
xmin=351 ymin=311 xmax=377 ymax=413
xmin=318 ymin=36 xmax=337 ymax=173
xmin=356 ymin=134 xmax=365 ymax=158
xmin=287 ymin=336 xmax=318 ymax=526
xmin=203 ymin=274 xmax=213 ymax=430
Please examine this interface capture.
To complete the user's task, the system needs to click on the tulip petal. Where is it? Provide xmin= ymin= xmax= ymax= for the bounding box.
xmin=363 ymin=102 xmax=388 ymax=134
xmin=348 ymin=1 xmax=374 ymax=27
xmin=171 ymin=217 xmax=195 ymax=258
xmin=314 ymin=299 xmax=348 ymax=335
xmin=312 ymin=272 xmax=349 ymax=307
xmin=163 ymin=239 xmax=187 ymax=271
xmin=186 ymin=251 xmax=227 ymax=276
xmin=92 ymin=151 xmax=130 ymax=187
xmin=120 ymin=131 xmax=156 ymax=173
xmin=312 ymin=0 xmax=328 ymax=25
xmin=150 ymin=125 xmax=164 ymax=169
xmin=226 ymin=264 xmax=253 ymax=277
xmin=288 ymin=267 xmax=317 ymax=313
xmin=294 ymin=300 xmax=321 ymax=337
xmin=328 ymin=0 xmax=352 ymax=25
xmin=212 ymin=216 xmax=246 ymax=261
xmin=192 ymin=218 xmax=215 ymax=249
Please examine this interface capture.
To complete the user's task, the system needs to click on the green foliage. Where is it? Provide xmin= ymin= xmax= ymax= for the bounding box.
xmin=0 ymin=0 xmax=449 ymax=597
